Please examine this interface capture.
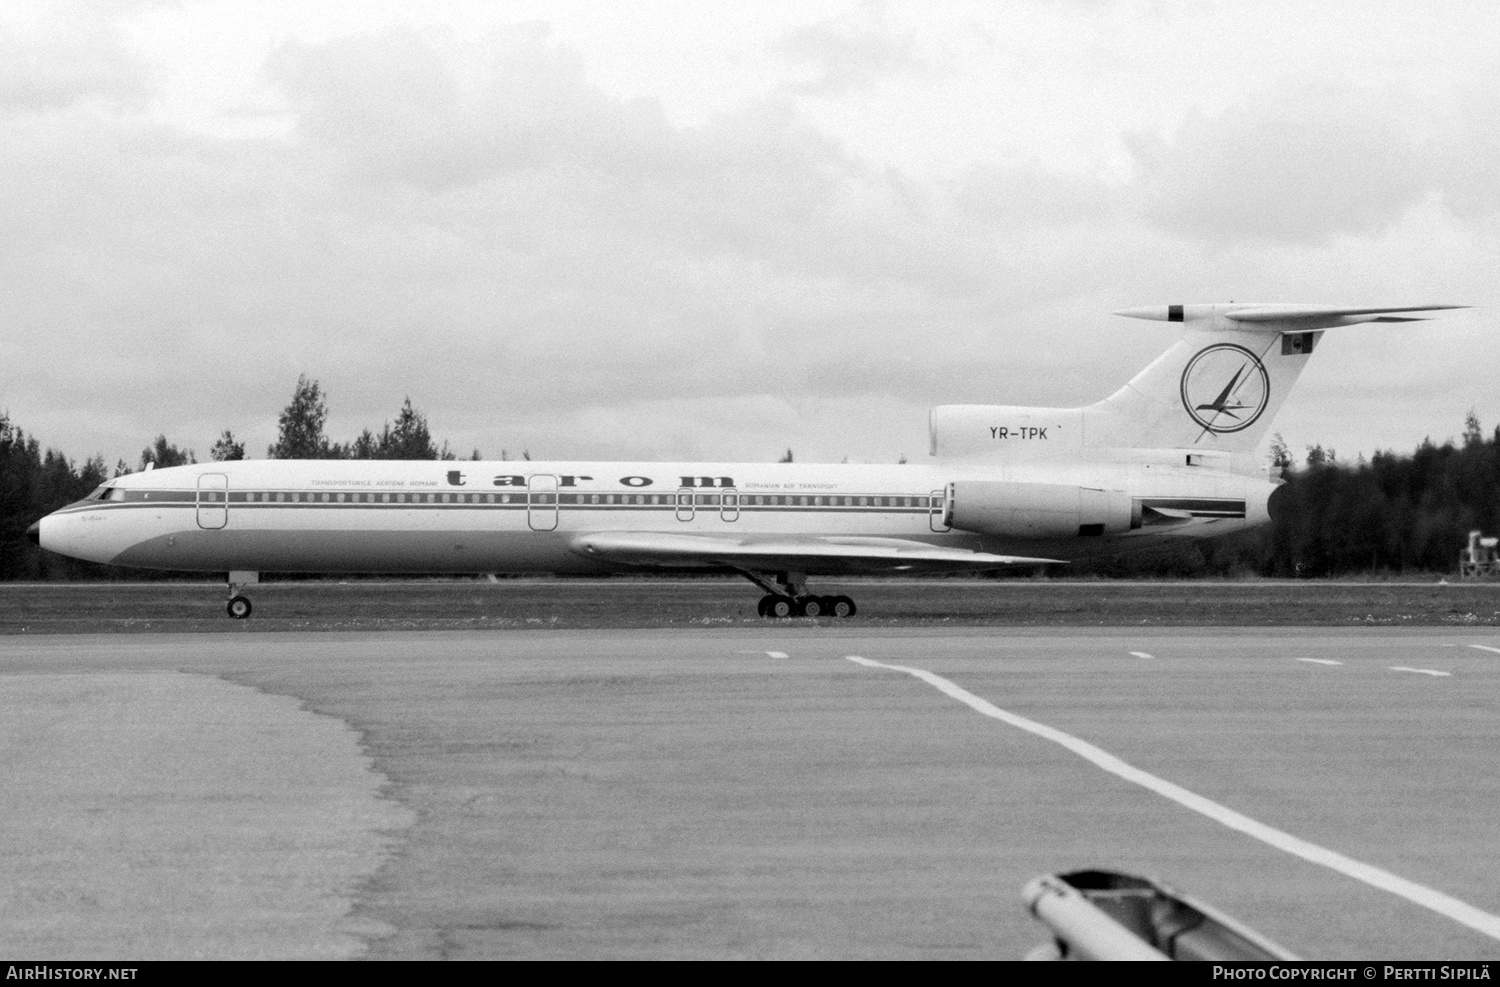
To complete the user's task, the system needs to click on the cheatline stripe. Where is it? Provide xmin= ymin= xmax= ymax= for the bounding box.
xmin=844 ymin=654 xmax=1500 ymax=942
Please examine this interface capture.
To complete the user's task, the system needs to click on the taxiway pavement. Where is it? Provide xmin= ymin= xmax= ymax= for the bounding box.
xmin=3 ymin=626 xmax=1498 ymax=959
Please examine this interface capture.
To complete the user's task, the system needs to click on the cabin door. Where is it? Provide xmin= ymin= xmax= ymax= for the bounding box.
xmin=527 ymin=474 xmax=558 ymax=531
xmin=675 ymin=486 xmax=696 ymax=522
xmin=197 ymin=473 xmax=228 ymax=530
xmin=929 ymin=487 xmax=950 ymax=532
xmin=719 ymin=488 xmax=739 ymax=522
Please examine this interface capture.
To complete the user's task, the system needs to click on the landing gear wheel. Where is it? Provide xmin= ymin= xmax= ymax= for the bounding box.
xmin=800 ymin=596 xmax=825 ymax=618
xmin=831 ymin=595 xmax=856 ymax=618
xmin=757 ymin=594 xmax=777 ymax=617
xmin=768 ymin=595 xmax=796 ymax=619
xmin=227 ymin=596 xmax=252 ymax=619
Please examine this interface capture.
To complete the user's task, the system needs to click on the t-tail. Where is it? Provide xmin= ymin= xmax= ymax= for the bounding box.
xmin=930 ymin=304 xmax=1466 ymax=462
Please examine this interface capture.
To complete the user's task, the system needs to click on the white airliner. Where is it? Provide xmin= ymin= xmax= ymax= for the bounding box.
xmin=31 ymin=304 xmax=1461 ymax=619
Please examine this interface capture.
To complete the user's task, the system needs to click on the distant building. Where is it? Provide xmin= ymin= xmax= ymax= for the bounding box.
xmin=1460 ymin=530 xmax=1500 ymax=578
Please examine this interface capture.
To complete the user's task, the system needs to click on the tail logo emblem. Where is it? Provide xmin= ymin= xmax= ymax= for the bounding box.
xmin=1180 ymin=344 xmax=1270 ymax=434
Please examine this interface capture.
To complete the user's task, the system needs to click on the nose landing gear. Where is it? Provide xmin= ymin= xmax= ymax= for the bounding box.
xmin=226 ymin=570 xmax=258 ymax=619
xmin=742 ymin=571 xmax=857 ymax=619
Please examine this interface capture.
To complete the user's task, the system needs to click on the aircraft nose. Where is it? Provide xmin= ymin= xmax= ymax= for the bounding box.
xmin=27 ymin=520 xmax=40 ymax=545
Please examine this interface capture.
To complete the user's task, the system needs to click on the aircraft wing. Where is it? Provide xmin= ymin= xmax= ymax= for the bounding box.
xmin=570 ymin=531 xmax=1062 ymax=574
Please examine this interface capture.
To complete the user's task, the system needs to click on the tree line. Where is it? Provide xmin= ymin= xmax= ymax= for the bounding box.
xmin=3 ymin=387 xmax=1498 ymax=579
xmin=261 ymin=376 xmax=483 ymax=462
xmin=1254 ymin=414 xmax=1500 ymax=577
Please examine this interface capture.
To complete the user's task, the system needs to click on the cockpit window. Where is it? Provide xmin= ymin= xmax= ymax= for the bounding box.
xmin=108 ymin=488 xmax=125 ymax=501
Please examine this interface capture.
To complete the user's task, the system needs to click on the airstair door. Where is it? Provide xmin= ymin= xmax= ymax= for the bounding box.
xmin=528 ymin=474 xmax=558 ymax=531
xmin=197 ymin=473 xmax=228 ymax=530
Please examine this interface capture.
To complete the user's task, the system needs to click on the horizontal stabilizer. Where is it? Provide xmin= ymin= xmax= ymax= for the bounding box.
xmin=1115 ymin=304 xmax=1466 ymax=331
xmin=1224 ymin=304 xmax=1466 ymax=326
xmin=571 ymin=531 xmax=1061 ymax=574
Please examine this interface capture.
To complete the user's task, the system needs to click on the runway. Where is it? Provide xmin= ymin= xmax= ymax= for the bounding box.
xmin=3 ymin=626 xmax=1499 ymax=959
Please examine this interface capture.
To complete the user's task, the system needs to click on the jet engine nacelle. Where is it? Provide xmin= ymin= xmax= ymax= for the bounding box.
xmin=947 ymin=481 xmax=1137 ymax=539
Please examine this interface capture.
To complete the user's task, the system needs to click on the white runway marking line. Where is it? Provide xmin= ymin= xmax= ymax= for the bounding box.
xmin=1296 ymin=658 xmax=1343 ymax=666
xmin=736 ymin=650 xmax=789 ymax=659
xmin=1128 ymin=651 xmax=1155 ymax=660
xmin=1468 ymin=645 xmax=1500 ymax=655
xmin=1389 ymin=666 xmax=1451 ymax=677
xmin=843 ymin=654 xmax=1500 ymax=943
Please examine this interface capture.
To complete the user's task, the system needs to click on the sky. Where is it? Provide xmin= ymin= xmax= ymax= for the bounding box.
xmin=2 ymin=0 xmax=1498 ymax=469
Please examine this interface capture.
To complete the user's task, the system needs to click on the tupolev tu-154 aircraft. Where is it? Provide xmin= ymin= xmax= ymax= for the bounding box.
xmin=30 ymin=303 xmax=1462 ymax=619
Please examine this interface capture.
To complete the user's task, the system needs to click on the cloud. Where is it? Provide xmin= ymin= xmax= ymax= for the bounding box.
xmin=955 ymin=162 xmax=1120 ymax=228
xmin=258 ymin=25 xmax=1019 ymax=310
xmin=0 ymin=2 xmax=155 ymax=112
xmin=1127 ymin=84 xmax=1428 ymax=245
xmin=1 ymin=21 xmax=1017 ymax=462
xmin=4 ymin=10 xmax=1497 ymax=469
xmin=769 ymin=2 xmax=925 ymax=96
xmin=1429 ymin=64 xmax=1500 ymax=221
xmin=265 ymin=24 xmax=679 ymax=190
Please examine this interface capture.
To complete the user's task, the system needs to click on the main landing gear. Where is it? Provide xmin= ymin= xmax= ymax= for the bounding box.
xmin=739 ymin=570 xmax=857 ymax=619
xmin=226 ymin=570 xmax=258 ymax=619
xmin=757 ymin=593 xmax=855 ymax=618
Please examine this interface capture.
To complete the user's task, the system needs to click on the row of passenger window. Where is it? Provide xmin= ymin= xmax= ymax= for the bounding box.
xmin=574 ymin=493 xmax=935 ymax=508
xmin=223 ymin=491 xmax=937 ymax=507
xmin=242 ymin=491 xmax=521 ymax=504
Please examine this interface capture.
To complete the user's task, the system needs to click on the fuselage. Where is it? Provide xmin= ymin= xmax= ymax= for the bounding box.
xmin=37 ymin=454 xmax=1274 ymax=575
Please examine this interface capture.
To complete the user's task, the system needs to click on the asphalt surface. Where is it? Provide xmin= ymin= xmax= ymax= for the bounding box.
xmin=4 ymin=578 xmax=1500 ymax=632
xmin=0 ymin=670 xmax=408 ymax=959
xmin=3 ymin=625 xmax=1499 ymax=959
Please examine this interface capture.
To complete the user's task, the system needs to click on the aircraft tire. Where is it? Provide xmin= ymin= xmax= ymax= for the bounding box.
xmin=227 ymin=596 xmax=252 ymax=619
xmin=831 ymin=595 xmax=856 ymax=618
xmin=768 ymin=595 xmax=797 ymax=619
xmin=757 ymin=594 xmax=776 ymax=617
xmin=801 ymin=596 xmax=825 ymax=618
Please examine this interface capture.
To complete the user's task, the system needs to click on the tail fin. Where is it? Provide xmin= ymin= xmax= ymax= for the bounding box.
xmin=1087 ymin=304 xmax=1465 ymax=452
